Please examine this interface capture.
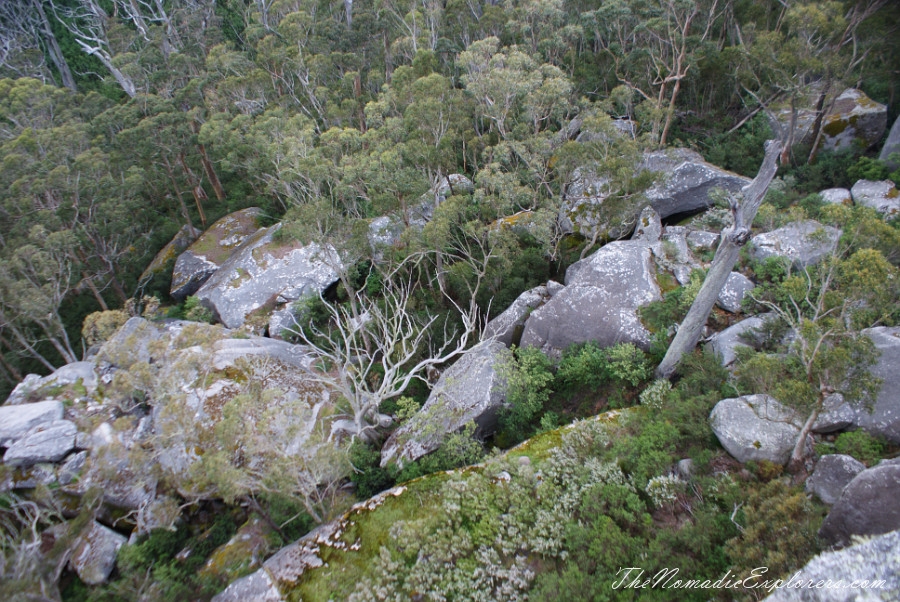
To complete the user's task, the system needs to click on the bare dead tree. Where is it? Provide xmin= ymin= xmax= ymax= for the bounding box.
xmin=655 ymin=139 xmax=781 ymax=379
xmin=289 ymin=259 xmax=485 ymax=442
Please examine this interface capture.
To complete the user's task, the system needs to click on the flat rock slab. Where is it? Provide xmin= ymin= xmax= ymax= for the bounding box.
xmin=818 ymin=463 xmax=900 ymax=548
xmin=710 ymin=394 xmax=801 ymax=465
xmin=806 ymin=454 xmax=866 ymax=505
xmin=3 ymin=420 xmax=78 ymax=466
xmin=750 ymin=220 xmax=842 ymax=268
xmin=850 ymin=180 xmax=900 ymax=218
xmin=170 ymin=207 xmax=264 ymax=300
xmin=520 ymin=241 xmax=661 ymax=356
xmin=70 ymin=521 xmax=127 ymax=585
xmin=195 ymin=224 xmax=340 ymax=329
xmin=762 ymin=529 xmax=900 ymax=602
xmin=0 ymin=400 xmax=64 ymax=446
xmin=381 ymin=341 xmax=511 ymax=468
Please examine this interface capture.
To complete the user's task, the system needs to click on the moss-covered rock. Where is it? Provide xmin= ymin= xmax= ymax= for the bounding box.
xmin=170 ymin=208 xmax=265 ymax=301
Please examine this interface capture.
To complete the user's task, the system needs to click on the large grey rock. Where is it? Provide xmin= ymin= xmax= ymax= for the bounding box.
xmin=642 ymin=148 xmax=750 ymax=219
xmin=770 ymin=87 xmax=887 ymax=153
xmin=380 ymin=341 xmax=511 ymax=468
xmin=812 ymin=393 xmax=855 ymax=434
xmin=716 ymin=272 xmax=755 ymax=313
xmin=710 ymin=394 xmax=802 ymax=465
xmin=195 ymin=224 xmax=340 ymax=329
xmin=3 ymin=420 xmax=77 ymax=466
xmin=819 ymin=463 xmax=900 ymax=548
xmin=806 ymin=454 xmax=866 ymax=505
xmin=520 ymin=241 xmax=661 ymax=356
xmin=880 ymin=117 xmax=900 ymax=169
xmin=686 ymin=229 xmax=719 ymax=252
xmin=850 ymin=180 xmax=900 ymax=218
xmin=70 ymin=521 xmax=127 ymax=585
xmin=750 ymin=220 xmax=842 ymax=268
xmin=819 ymin=188 xmax=852 ymax=206
xmin=659 ymin=226 xmax=699 ymax=285
xmin=171 ymin=208 xmax=264 ymax=301
xmin=855 ymin=327 xmax=900 ymax=444
xmin=762 ymin=529 xmax=900 ymax=602
xmin=560 ymin=148 xmax=749 ymax=241
xmin=0 ymin=400 xmax=64 ymax=446
xmin=819 ymin=88 xmax=888 ymax=152
xmin=483 ymin=285 xmax=553 ymax=347
xmin=706 ymin=313 xmax=777 ymax=367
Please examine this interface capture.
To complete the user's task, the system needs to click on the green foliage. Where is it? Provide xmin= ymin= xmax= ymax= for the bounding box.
xmin=701 ymin=114 xmax=772 ymax=177
xmin=183 ymin=296 xmax=214 ymax=323
xmin=349 ymin=440 xmax=396 ymax=499
xmin=725 ymin=480 xmax=826 ymax=593
xmin=497 ymin=346 xmax=555 ymax=443
xmin=830 ymin=430 xmax=888 ymax=466
xmin=394 ymin=423 xmax=486 ymax=483
xmin=847 ymin=155 xmax=889 ymax=182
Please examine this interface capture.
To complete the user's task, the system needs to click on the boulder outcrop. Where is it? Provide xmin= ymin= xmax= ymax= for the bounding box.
xmin=716 ymin=272 xmax=754 ymax=313
xmin=380 ymin=341 xmax=511 ymax=468
xmin=560 ymin=148 xmax=749 ymax=241
xmin=520 ymin=240 xmax=661 ymax=356
xmin=854 ymin=327 xmax=900 ymax=444
xmin=170 ymin=207 xmax=265 ymax=301
xmin=195 ymin=224 xmax=340 ymax=329
xmin=818 ymin=462 xmax=900 ymax=547
xmin=749 ymin=220 xmax=842 ymax=268
xmin=805 ymin=454 xmax=866 ymax=505
xmin=762 ymin=529 xmax=900 ymax=602
xmin=710 ymin=394 xmax=802 ymax=465
xmin=850 ymin=179 xmax=900 ymax=217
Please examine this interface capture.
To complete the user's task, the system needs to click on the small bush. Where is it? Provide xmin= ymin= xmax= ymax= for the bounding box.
xmin=184 ymin=296 xmax=214 ymax=323
xmin=82 ymin=310 xmax=129 ymax=347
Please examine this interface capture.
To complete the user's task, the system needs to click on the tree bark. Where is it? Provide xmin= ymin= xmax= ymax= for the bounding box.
xmin=655 ymin=139 xmax=781 ymax=379
xmin=33 ymin=0 xmax=77 ymax=91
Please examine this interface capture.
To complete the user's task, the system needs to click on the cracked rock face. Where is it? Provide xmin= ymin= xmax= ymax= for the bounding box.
xmin=3 ymin=420 xmax=77 ymax=467
xmin=483 ymin=285 xmax=555 ymax=347
xmin=380 ymin=341 xmax=512 ymax=469
xmin=710 ymin=394 xmax=802 ymax=465
xmin=519 ymin=240 xmax=661 ymax=356
xmin=70 ymin=521 xmax=127 ymax=585
xmin=170 ymin=208 xmax=264 ymax=301
xmin=194 ymin=224 xmax=340 ymax=329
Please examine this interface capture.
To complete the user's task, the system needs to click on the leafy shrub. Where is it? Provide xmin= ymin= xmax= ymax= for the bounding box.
xmin=831 ymin=430 xmax=887 ymax=466
xmin=497 ymin=346 xmax=555 ymax=442
xmin=184 ymin=296 xmax=214 ymax=323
